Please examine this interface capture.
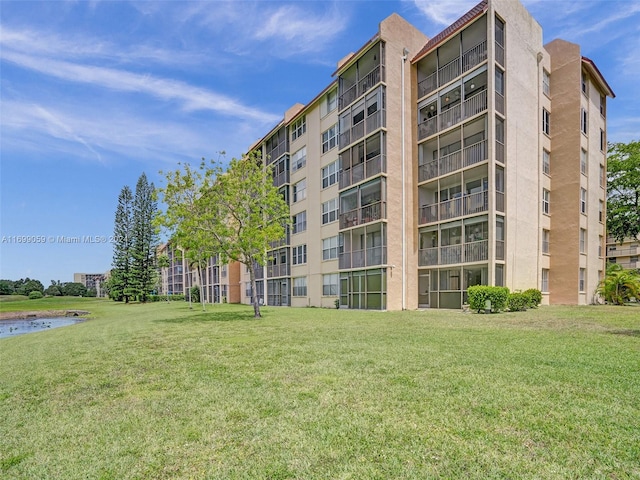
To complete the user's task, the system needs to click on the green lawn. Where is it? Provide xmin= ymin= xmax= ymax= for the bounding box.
xmin=1 ymin=298 xmax=639 ymax=479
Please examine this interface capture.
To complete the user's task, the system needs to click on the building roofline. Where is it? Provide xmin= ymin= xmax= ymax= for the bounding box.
xmin=582 ymin=56 xmax=615 ymax=98
xmin=411 ymin=0 xmax=488 ymax=64
xmin=332 ymin=32 xmax=380 ymax=77
xmin=288 ymin=79 xmax=338 ymax=124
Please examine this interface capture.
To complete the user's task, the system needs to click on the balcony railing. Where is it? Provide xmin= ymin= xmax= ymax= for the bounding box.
xmin=495 ymin=92 xmax=505 ymax=115
xmin=418 ymin=89 xmax=487 ymax=140
xmin=339 ymin=246 xmax=387 ymax=269
xmin=419 ymin=240 xmax=489 ymax=266
xmin=339 ymin=109 xmax=386 ymax=150
xmin=267 ymin=141 xmax=287 ymax=163
xmin=339 ymin=154 xmax=386 ymax=190
xmin=419 ymin=140 xmax=488 ymax=183
xmin=339 ymin=65 xmax=385 ymax=110
xmin=272 ymin=169 xmax=289 ymax=188
xmin=339 ymin=201 xmax=386 ymax=229
xmin=268 ymin=231 xmax=290 ymax=249
xmin=267 ymin=263 xmax=290 ymax=278
xmin=495 ymin=41 xmax=505 ymax=67
xmin=417 ymin=40 xmax=487 ymax=99
xmin=419 ymin=191 xmax=489 ymax=225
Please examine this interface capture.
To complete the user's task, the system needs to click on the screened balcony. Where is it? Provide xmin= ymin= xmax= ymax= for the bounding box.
xmin=416 ymin=14 xmax=487 ymax=99
xmin=338 ymin=86 xmax=386 ymax=150
xmin=418 ymin=166 xmax=489 ymax=225
xmin=265 ymin=126 xmax=288 ymax=164
xmin=419 ymin=217 xmax=489 ymax=266
xmin=339 ymin=223 xmax=387 ymax=270
xmin=339 ymin=178 xmax=386 ymax=229
xmin=271 ymin=154 xmax=290 ymax=188
xmin=418 ymin=116 xmax=488 ymax=183
xmin=339 ymin=132 xmax=386 ymax=190
xmin=267 ymin=248 xmax=290 ymax=278
xmin=417 ymin=69 xmax=488 ymax=141
xmin=339 ymin=42 xmax=386 ymax=111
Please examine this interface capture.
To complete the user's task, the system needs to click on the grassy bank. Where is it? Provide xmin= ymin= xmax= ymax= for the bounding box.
xmin=1 ymin=299 xmax=638 ymax=479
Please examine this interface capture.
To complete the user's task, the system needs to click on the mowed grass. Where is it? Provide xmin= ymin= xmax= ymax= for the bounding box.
xmin=1 ymin=298 xmax=639 ymax=479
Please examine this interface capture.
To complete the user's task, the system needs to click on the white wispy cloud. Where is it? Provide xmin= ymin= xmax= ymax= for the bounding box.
xmin=411 ymin=0 xmax=478 ymax=26
xmin=1 ymin=50 xmax=280 ymax=124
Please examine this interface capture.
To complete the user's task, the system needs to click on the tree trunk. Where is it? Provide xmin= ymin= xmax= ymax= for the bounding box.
xmin=198 ymin=263 xmax=206 ymax=312
xmin=248 ymin=261 xmax=261 ymax=318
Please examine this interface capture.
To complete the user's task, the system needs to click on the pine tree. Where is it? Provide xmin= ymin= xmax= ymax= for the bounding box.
xmin=109 ymin=185 xmax=133 ymax=302
xmin=130 ymin=173 xmax=159 ymax=302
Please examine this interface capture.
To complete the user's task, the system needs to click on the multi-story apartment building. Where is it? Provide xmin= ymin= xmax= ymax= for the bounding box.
xmin=166 ymin=0 xmax=613 ymax=310
xmin=606 ymin=235 xmax=640 ymax=271
xmin=73 ymin=272 xmax=108 ymax=297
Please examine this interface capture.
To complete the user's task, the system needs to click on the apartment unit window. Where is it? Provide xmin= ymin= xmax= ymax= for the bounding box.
xmin=292 ymin=277 xmax=307 ymax=297
xmin=292 ymin=244 xmax=307 ymax=265
xmin=599 ymin=200 xmax=604 ymax=222
xmin=291 ymin=116 xmax=306 ymax=141
xmin=600 ymin=129 xmax=605 ymax=152
xmin=600 ymin=94 xmax=606 ymax=117
xmin=322 ymin=236 xmax=339 ymax=260
xmin=322 ymin=124 xmax=338 ymax=153
xmin=542 ymin=69 xmax=550 ymax=96
xmin=580 ymin=148 xmax=588 ymax=175
xmin=293 ymin=178 xmax=306 ymax=202
xmin=599 ymin=235 xmax=603 ymax=257
xmin=581 ymin=72 xmax=587 ymax=96
xmin=542 ymin=229 xmax=550 ymax=254
xmin=542 ymin=188 xmax=550 ymax=215
xmin=321 ymin=159 xmax=339 ymax=188
xmin=541 ymin=269 xmax=549 ymax=292
xmin=291 ymin=146 xmax=306 ymax=172
xmin=599 ymin=164 xmax=606 ymax=188
xmin=580 ymin=228 xmax=586 ymax=254
xmin=580 ymin=188 xmax=587 ymax=214
xmin=322 ymin=198 xmax=339 ymax=225
xmin=327 ymin=89 xmax=337 ymax=114
xmin=581 ymin=108 xmax=588 ymax=135
xmin=323 ymin=273 xmax=339 ymax=296
xmin=292 ymin=211 xmax=307 ymax=234
xmin=542 ymin=149 xmax=550 ymax=175
xmin=579 ymin=268 xmax=586 ymax=292
xmin=542 ymin=108 xmax=550 ymax=135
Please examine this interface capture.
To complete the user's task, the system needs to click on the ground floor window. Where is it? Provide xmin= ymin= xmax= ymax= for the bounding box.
xmin=267 ymin=279 xmax=289 ymax=306
xmin=339 ymin=268 xmax=386 ymax=310
xmin=422 ymin=264 xmax=490 ymax=309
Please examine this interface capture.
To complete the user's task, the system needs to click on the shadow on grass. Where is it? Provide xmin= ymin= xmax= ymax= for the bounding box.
xmin=609 ymin=329 xmax=640 ymax=338
xmin=156 ymin=309 xmax=260 ymax=324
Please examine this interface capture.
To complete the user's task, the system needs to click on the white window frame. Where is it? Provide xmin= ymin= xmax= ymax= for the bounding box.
xmin=580 ymin=188 xmax=587 ymax=214
xmin=293 ymin=211 xmax=307 ymax=234
xmin=322 ymin=124 xmax=338 ymax=153
xmin=542 ymin=69 xmax=550 ymax=97
xmin=322 ymin=273 xmax=339 ymax=296
xmin=321 ymin=198 xmax=339 ymax=225
xmin=541 ymin=269 xmax=549 ymax=293
xmin=579 ymin=268 xmax=586 ymax=292
xmin=291 ymin=146 xmax=306 ymax=172
xmin=292 ymin=276 xmax=307 ymax=297
xmin=542 ymin=188 xmax=550 ymax=215
xmin=581 ymin=108 xmax=588 ymax=135
xmin=321 ymin=159 xmax=339 ymax=189
xmin=291 ymin=115 xmax=306 ymax=142
xmin=322 ymin=236 xmax=339 ymax=260
xmin=292 ymin=244 xmax=307 ymax=265
xmin=580 ymin=148 xmax=588 ymax=175
xmin=542 ymin=229 xmax=550 ymax=254
xmin=542 ymin=149 xmax=550 ymax=175
xmin=542 ymin=108 xmax=550 ymax=135
xmin=293 ymin=178 xmax=307 ymax=203
xmin=579 ymin=228 xmax=586 ymax=254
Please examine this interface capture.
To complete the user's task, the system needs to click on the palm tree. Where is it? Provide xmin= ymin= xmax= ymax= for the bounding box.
xmin=597 ymin=263 xmax=640 ymax=305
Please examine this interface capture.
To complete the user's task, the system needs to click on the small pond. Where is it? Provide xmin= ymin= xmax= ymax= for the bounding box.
xmin=0 ymin=317 xmax=86 ymax=339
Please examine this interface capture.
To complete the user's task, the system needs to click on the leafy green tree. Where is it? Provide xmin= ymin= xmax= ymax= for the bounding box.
xmin=0 ymin=280 xmax=15 ymax=295
xmin=62 ymin=282 xmax=88 ymax=297
xmin=156 ymin=161 xmax=221 ymax=312
xmin=607 ymin=141 xmax=640 ymax=243
xmin=109 ymin=185 xmax=134 ymax=302
xmin=597 ymin=263 xmax=640 ymax=305
xmin=14 ymin=278 xmax=44 ymax=296
xmin=204 ymin=152 xmax=290 ymax=318
xmin=157 ymin=152 xmax=290 ymax=318
xmin=130 ymin=173 xmax=159 ymax=302
xmin=44 ymin=280 xmax=63 ymax=296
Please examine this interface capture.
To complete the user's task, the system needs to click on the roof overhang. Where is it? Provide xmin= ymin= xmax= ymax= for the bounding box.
xmin=582 ymin=56 xmax=615 ymax=98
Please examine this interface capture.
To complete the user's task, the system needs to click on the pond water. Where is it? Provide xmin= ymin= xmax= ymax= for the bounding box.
xmin=0 ymin=317 xmax=85 ymax=339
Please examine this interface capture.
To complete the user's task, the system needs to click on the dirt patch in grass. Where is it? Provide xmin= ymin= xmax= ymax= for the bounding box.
xmin=0 ymin=310 xmax=90 ymax=320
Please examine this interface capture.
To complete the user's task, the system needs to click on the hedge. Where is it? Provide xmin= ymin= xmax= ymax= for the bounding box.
xmin=467 ymin=286 xmax=509 ymax=313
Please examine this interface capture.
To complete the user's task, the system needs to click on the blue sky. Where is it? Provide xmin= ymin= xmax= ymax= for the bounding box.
xmin=1 ymin=0 xmax=639 ymax=284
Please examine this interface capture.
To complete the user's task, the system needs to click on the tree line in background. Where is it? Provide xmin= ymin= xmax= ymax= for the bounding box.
xmin=105 ymin=173 xmax=159 ymax=303
xmin=0 ymin=278 xmax=95 ymax=298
